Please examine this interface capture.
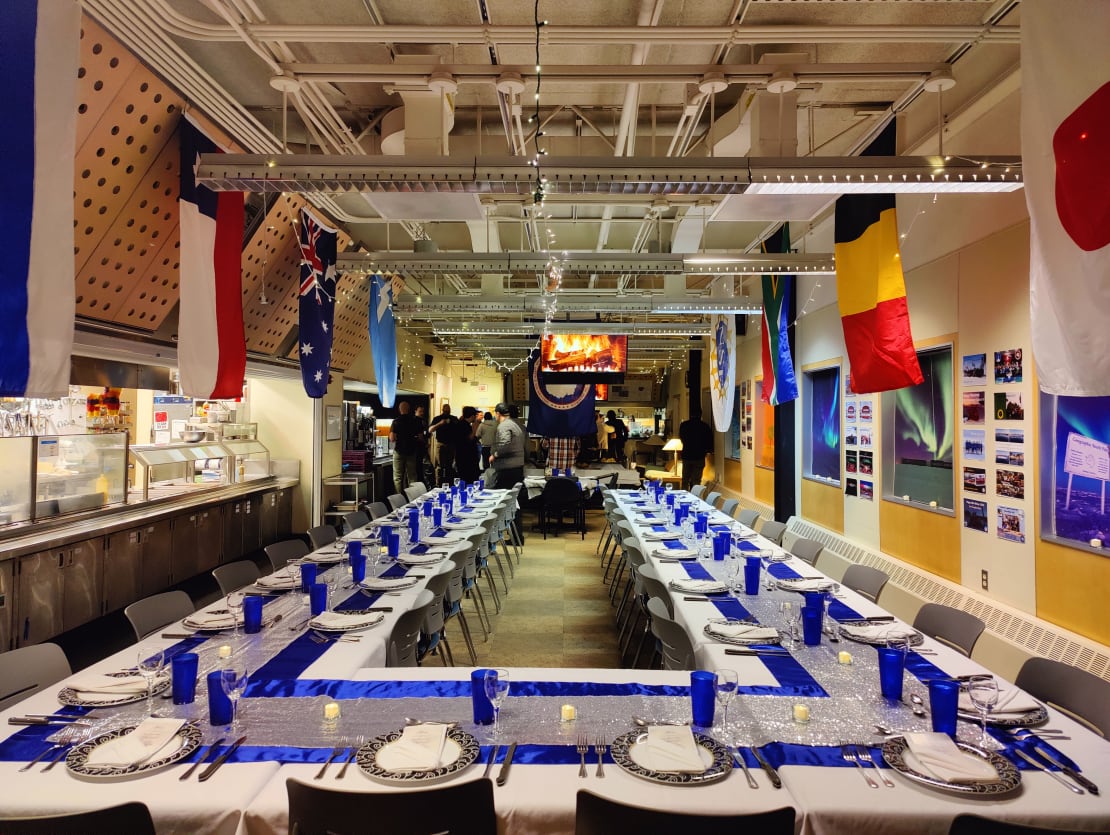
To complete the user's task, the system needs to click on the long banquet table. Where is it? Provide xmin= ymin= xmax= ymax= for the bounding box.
xmin=0 ymin=488 xmax=1108 ymax=834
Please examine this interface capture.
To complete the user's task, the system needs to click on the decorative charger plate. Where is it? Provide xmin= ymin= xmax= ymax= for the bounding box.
xmin=610 ymin=730 xmax=732 ymax=785
xmin=957 ymin=704 xmax=1048 ymax=728
xmin=775 ymin=578 xmax=838 ymax=593
xmin=668 ymin=580 xmax=729 ymax=595
xmin=66 ymin=723 xmax=202 ymax=779
xmin=837 ymin=625 xmax=924 ymax=648
xmin=357 ymin=727 xmax=479 ymax=785
xmin=703 ymin=619 xmax=783 ymax=646
xmin=308 ymin=612 xmax=385 ymax=632
xmin=880 ymin=736 xmax=1021 ymax=796
xmin=306 ymin=551 xmax=346 ymax=563
xmin=359 ymin=576 xmax=420 ymax=592
xmin=58 ymin=671 xmax=170 ymax=708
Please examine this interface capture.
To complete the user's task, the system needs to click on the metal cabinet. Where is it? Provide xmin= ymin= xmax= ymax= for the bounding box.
xmin=0 ymin=560 xmax=13 ymax=651
xmin=241 ymin=494 xmax=262 ymax=555
xmin=275 ymin=487 xmax=293 ymax=541
xmin=104 ymin=528 xmax=142 ymax=613
xmin=259 ymin=490 xmax=279 ymax=546
xmin=171 ymin=513 xmax=199 ymax=583
xmin=172 ymin=507 xmax=222 ymax=581
xmin=195 ymin=507 xmax=222 ymax=573
xmin=223 ymin=500 xmax=245 ymax=564
xmin=16 ymin=540 xmax=104 ymax=646
xmin=138 ymin=520 xmax=173 ymax=596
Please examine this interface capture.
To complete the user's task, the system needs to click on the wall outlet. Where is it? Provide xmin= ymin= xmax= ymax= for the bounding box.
xmin=981 ymin=569 xmax=989 ymax=590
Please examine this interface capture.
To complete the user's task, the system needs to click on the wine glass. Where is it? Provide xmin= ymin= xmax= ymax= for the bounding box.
xmin=136 ymin=648 xmax=165 ymax=716
xmin=779 ymin=601 xmax=800 ymax=646
xmin=225 ymin=591 xmax=246 ymax=637
xmin=220 ymin=662 xmax=250 ymax=732
xmin=713 ymin=668 xmax=738 ymax=728
xmin=966 ymin=675 xmax=999 ymax=745
xmin=724 ymin=555 xmax=742 ymax=597
xmin=484 ymin=668 xmax=511 ymax=737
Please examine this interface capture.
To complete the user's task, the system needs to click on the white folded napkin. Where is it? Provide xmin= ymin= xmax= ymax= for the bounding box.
xmin=669 ymin=579 xmax=729 ymax=594
xmin=359 ymin=576 xmax=418 ymax=591
xmin=705 ymin=622 xmax=781 ymax=642
xmin=839 ymin=623 xmax=918 ymax=643
xmin=68 ymin=673 xmax=151 ymax=695
xmin=441 ymin=521 xmax=479 ymax=531
xmin=377 ymin=724 xmax=448 ymax=772
xmin=651 ymin=547 xmax=697 ymax=559
xmin=777 ymin=578 xmax=835 ymax=592
xmin=642 ymin=532 xmax=682 ymax=541
xmin=184 ymin=611 xmax=239 ymax=629
xmin=426 ymin=533 xmax=465 ymax=544
xmin=255 ymin=570 xmax=299 ymax=589
xmin=633 ymin=515 xmax=662 ymax=524
xmin=309 ymin=611 xmax=384 ymax=631
xmin=642 ymin=726 xmax=706 ymax=773
xmin=86 ymin=718 xmax=185 ymax=768
xmin=957 ymin=687 xmax=1041 ymax=717
xmin=399 ymin=552 xmax=448 ymax=566
xmin=903 ymin=732 xmax=1000 ymax=784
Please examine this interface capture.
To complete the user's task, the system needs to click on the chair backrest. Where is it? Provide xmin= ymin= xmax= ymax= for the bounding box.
xmin=306 ymin=524 xmax=338 ymax=550
xmin=212 ymin=560 xmax=261 ymax=596
xmin=913 ymin=603 xmax=985 ymax=657
xmin=736 ymin=508 xmax=760 ymax=527
xmin=646 ymin=597 xmax=695 ymax=670
xmin=0 ymin=643 xmax=71 ymax=711
xmin=387 ymin=589 xmax=434 ymax=667
xmin=1015 ymin=657 xmax=1110 ymax=738
xmin=404 ymin=483 xmax=426 ymax=501
xmin=264 ymin=538 xmax=310 ymax=571
xmin=790 ymin=538 xmax=824 ymax=565
xmin=689 ymin=485 xmax=706 ymax=498
xmin=719 ymin=498 xmax=739 ymax=517
xmin=286 ymin=777 xmax=497 ymax=835
xmin=0 ymin=802 xmax=156 ymax=835
xmin=575 ymin=792 xmax=795 ymax=835
xmin=124 ymin=590 xmax=194 ymax=642
xmin=758 ymin=519 xmax=787 ymax=545
xmin=637 ymin=565 xmax=674 ymax=619
xmin=704 ymin=491 xmax=722 ymax=508
xmin=541 ymin=476 xmax=583 ymax=507
xmin=842 ymin=564 xmax=889 ymax=603
xmin=366 ymin=501 xmax=390 ymax=520
xmin=948 ymin=814 xmax=1094 ymax=835
xmin=422 ymin=568 xmax=452 ymax=637
xmin=341 ymin=510 xmax=370 ymax=534
xmin=387 ymin=493 xmax=408 ymax=511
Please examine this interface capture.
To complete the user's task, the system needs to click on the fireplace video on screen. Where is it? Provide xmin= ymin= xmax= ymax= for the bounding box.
xmin=540 ymin=334 xmax=627 ymax=383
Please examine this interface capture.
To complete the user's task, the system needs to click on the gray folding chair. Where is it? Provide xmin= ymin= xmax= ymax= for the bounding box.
xmin=704 ymin=490 xmax=722 ymax=508
xmin=404 ymin=482 xmax=427 ymax=501
xmin=576 ymin=792 xmax=795 ymax=835
xmin=719 ymin=498 xmax=739 ymax=517
xmin=790 ymin=538 xmax=824 ymax=565
xmin=264 ymin=538 xmax=310 ymax=571
xmin=842 ymin=564 xmax=889 ymax=603
xmin=758 ymin=519 xmax=787 ymax=545
xmin=0 ymin=802 xmax=156 ymax=835
xmin=689 ymin=485 xmax=706 ymax=498
xmin=647 ymin=597 xmax=695 ymax=670
xmin=387 ymin=493 xmax=408 ymax=511
xmin=0 ymin=643 xmax=71 ymax=711
xmin=1015 ymin=657 xmax=1110 ymax=737
xmin=912 ymin=603 xmax=985 ymax=657
xmin=366 ymin=501 xmax=390 ymax=520
xmin=124 ymin=590 xmax=194 ymax=641
xmin=386 ymin=589 xmax=434 ymax=667
xmin=307 ymin=524 xmax=338 ymax=550
xmin=341 ymin=510 xmax=370 ymax=534
xmin=212 ymin=560 xmax=261 ymax=596
xmin=736 ymin=508 xmax=760 ymax=527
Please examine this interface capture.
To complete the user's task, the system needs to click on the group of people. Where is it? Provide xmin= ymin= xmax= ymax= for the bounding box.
xmin=389 ymin=401 xmax=526 ymax=494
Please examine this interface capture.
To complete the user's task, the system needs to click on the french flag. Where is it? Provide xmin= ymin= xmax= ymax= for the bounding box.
xmin=178 ymin=116 xmax=246 ymax=399
xmin=0 ymin=1 xmax=80 ymax=397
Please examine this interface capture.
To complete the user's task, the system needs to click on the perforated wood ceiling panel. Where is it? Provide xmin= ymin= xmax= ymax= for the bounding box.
xmin=73 ymin=17 xmax=183 ymax=329
xmin=330 ymin=269 xmax=371 ymax=371
xmin=242 ymin=193 xmax=306 ymax=355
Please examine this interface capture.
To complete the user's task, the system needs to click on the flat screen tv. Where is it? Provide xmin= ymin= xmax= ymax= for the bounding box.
xmin=540 ymin=334 xmax=627 ymax=383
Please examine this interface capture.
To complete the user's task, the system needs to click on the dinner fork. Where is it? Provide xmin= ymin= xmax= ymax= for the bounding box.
xmin=337 ymin=736 xmax=365 ymax=779
xmin=576 ymin=734 xmax=589 ymax=778
xmin=855 ymin=745 xmax=894 ymax=788
xmin=19 ymin=725 xmax=86 ymax=772
xmin=841 ymin=744 xmax=878 ymax=788
xmin=594 ymin=736 xmax=606 ymax=778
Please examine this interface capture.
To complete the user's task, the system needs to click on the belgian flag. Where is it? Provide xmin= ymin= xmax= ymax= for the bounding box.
xmin=834 ymin=123 xmax=923 ymax=394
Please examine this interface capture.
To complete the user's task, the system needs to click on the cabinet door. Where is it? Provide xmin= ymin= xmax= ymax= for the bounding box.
xmin=62 ymin=538 xmax=104 ymax=632
xmin=139 ymin=520 xmax=174 ymax=595
xmin=276 ymin=488 xmax=294 ymax=540
xmin=16 ymin=551 xmax=63 ymax=646
xmin=241 ymin=494 xmax=262 ymax=555
xmin=0 ymin=560 xmax=14 ymax=652
xmin=104 ymin=529 xmax=143 ymax=613
xmin=171 ymin=514 xmax=199 ymax=584
xmin=195 ymin=507 xmax=223 ymax=571
xmin=258 ymin=490 xmax=278 ymax=546
xmin=223 ymin=501 xmax=243 ymax=563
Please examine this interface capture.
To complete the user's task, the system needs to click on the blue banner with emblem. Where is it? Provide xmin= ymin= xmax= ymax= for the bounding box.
xmin=527 ymin=351 xmax=597 ymax=437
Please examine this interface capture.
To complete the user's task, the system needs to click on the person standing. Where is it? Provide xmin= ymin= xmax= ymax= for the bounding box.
xmin=490 ymin=402 xmax=526 ymax=542
xmin=595 ymin=411 xmax=608 ymax=459
xmin=678 ymin=409 xmax=714 ymax=492
xmin=389 ymin=400 xmax=421 ymax=492
xmin=428 ymin=403 xmax=458 ymax=484
xmin=454 ymin=406 xmax=482 ymax=483
xmin=477 ymin=411 xmax=497 ymax=470
xmin=606 ymin=410 xmax=629 ymax=464
xmin=546 ymin=436 xmax=579 ymax=473
xmin=414 ymin=403 xmax=431 ymax=483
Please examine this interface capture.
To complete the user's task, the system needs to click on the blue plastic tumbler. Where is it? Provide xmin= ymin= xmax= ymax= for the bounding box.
xmin=928 ymin=678 xmax=960 ymax=735
xmin=471 ymin=668 xmax=495 ymax=725
xmin=171 ymin=652 xmax=199 ymax=704
xmin=712 ymin=531 xmax=730 ymax=561
xmin=801 ymin=607 xmax=823 ymax=645
xmin=744 ymin=556 xmax=762 ymax=595
xmin=350 ymin=551 xmax=367 ymax=584
xmin=207 ymin=671 xmax=233 ymax=725
xmin=242 ymin=596 xmax=263 ymax=634
xmin=300 ymin=562 xmax=317 ymax=593
xmin=877 ymin=647 xmax=906 ymax=700
xmin=690 ymin=671 xmax=716 ymax=728
xmin=310 ymin=582 xmax=328 ymax=616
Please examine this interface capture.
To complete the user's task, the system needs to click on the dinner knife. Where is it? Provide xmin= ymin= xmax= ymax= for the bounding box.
xmin=1030 ymin=745 xmax=1100 ymax=795
xmin=483 ymin=744 xmax=501 ymax=778
xmin=179 ymin=737 xmax=225 ymax=781
xmin=724 ymin=648 xmax=791 ymax=657
xmin=1011 ymin=748 xmax=1084 ymax=794
xmin=197 ymin=735 xmax=246 ymax=782
xmin=751 ymin=747 xmax=782 ymax=789
xmin=495 ymin=742 xmax=517 ymax=786
xmin=732 ymin=748 xmax=759 ymax=789
xmin=8 ymin=717 xmax=92 ymax=726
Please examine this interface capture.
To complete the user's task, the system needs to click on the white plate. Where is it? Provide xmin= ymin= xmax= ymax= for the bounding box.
xmin=399 ymin=553 xmax=449 ymax=567
xmin=881 ymin=737 xmax=1021 ymax=796
xmin=359 ymin=576 xmax=420 ymax=592
xmin=66 ymin=724 xmax=201 ymax=779
xmin=308 ymin=612 xmax=385 ymax=632
xmin=58 ymin=672 xmax=170 ymax=707
xmin=358 ymin=728 xmax=479 ymax=785
xmin=612 ymin=731 xmax=732 ymax=785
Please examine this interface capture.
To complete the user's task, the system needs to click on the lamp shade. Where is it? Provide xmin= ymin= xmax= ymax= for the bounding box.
xmin=663 ymin=438 xmax=683 ymax=452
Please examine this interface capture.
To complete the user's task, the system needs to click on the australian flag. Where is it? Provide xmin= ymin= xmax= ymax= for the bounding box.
xmin=297 ymin=208 xmax=338 ymax=398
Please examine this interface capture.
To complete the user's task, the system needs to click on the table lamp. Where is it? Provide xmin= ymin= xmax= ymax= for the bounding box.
xmin=663 ymin=437 xmax=683 ymax=476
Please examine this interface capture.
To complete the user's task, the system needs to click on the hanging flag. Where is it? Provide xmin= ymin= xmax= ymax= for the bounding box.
xmin=1023 ymin=0 xmax=1110 ymax=396
xmin=0 ymin=1 xmax=80 ymax=397
xmin=178 ymin=117 xmax=246 ymax=400
xmin=760 ymin=224 xmax=799 ymax=406
xmin=834 ymin=123 xmax=922 ymax=394
xmin=297 ymin=208 xmax=339 ymax=398
xmin=527 ymin=351 xmax=597 ymax=437
xmin=368 ymin=273 xmax=399 ymax=407
xmin=709 ymin=297 xmax=736 ymax=431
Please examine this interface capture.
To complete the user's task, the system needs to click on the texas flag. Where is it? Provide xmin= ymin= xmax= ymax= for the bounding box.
xmin=178 ymin=117 xmax=246 ymax=399
xmin=297 ymin=208 xmax=338 ymax=398
xmin=1022 ymin=0 xmax=1110 ymax=396
xmin=0 ymin=1 xmax=80 ymax=397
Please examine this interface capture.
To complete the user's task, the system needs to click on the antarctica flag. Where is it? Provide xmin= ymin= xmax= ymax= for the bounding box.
xmin=1022 ymin=0 xmax=1110 ymax=396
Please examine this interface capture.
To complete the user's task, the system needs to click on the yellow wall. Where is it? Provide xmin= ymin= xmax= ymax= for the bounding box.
xmin=248 ymin=376 xmax=313 ymax=532
xmin=801 ymin=478 xmax=844 ymax=534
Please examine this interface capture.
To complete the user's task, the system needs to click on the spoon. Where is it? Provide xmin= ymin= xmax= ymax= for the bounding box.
xmin=631 ymin=716 xmax=689 ymax=727
xmin=907 ymin=693 xmax=928 ymax=717
xmin=404 ymin=717 xmax=458 ymax=728
xmin=874 ymin=723 xmax=896 ymax=736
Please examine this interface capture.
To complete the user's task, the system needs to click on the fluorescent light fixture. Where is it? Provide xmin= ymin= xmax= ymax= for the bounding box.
xmin=433 ymin=322 xmax=711 ymax=337
xmin=652 ymin=300 xmax=762 ymax=315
